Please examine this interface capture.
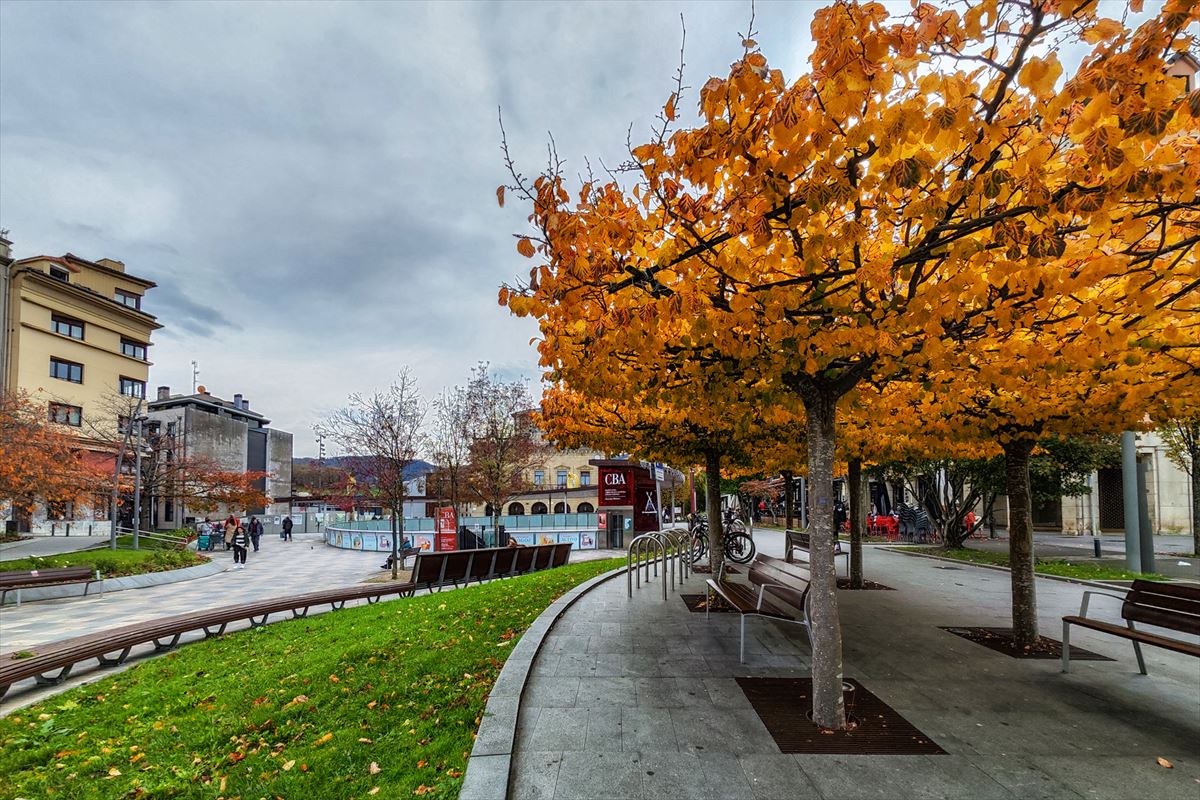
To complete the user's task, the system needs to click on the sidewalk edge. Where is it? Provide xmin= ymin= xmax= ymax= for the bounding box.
xmin=460 ymin=563 xmax=630 ymax=800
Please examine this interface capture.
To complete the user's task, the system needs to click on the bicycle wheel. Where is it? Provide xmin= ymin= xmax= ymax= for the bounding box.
xmin=690 ymin=527 xmax=708 ymax=563
xmin=724 ymin=532 xmax=756 ymax=564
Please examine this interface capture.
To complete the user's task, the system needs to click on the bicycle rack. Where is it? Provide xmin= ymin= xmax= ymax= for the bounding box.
xmin=627 ymin=528 xmax=695 ymax=600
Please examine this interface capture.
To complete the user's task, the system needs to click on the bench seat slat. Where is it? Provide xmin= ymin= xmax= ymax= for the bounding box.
xmin=1064 ymin=615 xmax=1200 ymax=658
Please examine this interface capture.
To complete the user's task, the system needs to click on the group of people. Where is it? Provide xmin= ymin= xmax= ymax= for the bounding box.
xmin=203 ymin=515 xmax=263 ymax=568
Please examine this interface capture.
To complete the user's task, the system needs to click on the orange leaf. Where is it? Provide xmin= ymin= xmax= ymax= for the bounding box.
xmin=517 ymin=238 xmax=536 ymax=258
xmin=496 ymin=185 xmax=505 ymax=208
xmin=1156 ymin=757 xmax=1173 ymax=769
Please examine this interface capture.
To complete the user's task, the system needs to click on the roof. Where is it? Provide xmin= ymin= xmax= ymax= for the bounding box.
xmin=15 ymin=265 xmax=161 ymax=328
xmin=15 ymin=253 xmax=157 ymax=288
xmin=149 ymin=392 xmax=271 ymax=426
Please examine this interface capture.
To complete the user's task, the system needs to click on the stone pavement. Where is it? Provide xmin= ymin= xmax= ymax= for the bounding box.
xmin=505 ymin=531 xmax=1200 ymax=800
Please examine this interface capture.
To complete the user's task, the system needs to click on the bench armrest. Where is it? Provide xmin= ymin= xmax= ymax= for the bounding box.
xmin=756 ymin=581 xmax=802 ymax=611
xmin=1077 ymin=590 xmax=1128 ymax=619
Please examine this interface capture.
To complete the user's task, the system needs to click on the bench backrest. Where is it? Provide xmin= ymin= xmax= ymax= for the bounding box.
xmin=551 ymin=543 xmax=572 ymax=567
xmin=513 ymin=545 xmax=537 ymax=573
xmin=0 ymin=566 xmax=94 ymax=586
xmin=467 ymin=549 xmax=499 ymax=582
xmin=785 ymin=529 xmax=843 ymax=555
xmin=748 ymin=554 xmax=811 ymax=611
xmin=1123 ymin=580 xmax=1200 ymax=636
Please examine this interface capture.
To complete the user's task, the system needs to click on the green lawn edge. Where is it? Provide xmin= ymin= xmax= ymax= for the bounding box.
xmin=0 ymin=546 xmax=206 ymax=579
xmin=0 ymin=556 xmax=626 ymax=800
xmin=903 ymin=545 xmax=1168 ymax=582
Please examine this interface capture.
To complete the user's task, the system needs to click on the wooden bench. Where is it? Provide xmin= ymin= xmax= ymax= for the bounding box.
xmin=0 ymin=579 xmax=417 ymax=700
xmin=784 ymin=529 xmax=848 ymax=574
xmin=705 ymin=553 xmax=812 ymax=662
xmin=410 ymin=543 xmax=571 ymax=592
xmin=0 ymin=567 xmax=103 ymax=607
xmin=1062 ymin=580 xmax=1200 ymax=674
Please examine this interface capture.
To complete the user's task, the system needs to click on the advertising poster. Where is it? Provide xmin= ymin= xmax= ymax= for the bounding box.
xmin=410 ymin=534 xmax=435 ymax=552
xmin=351 ymin=535 xmax=363 ymax=550
xmin=379 ymin=535 xmax=392 ymax=553
xmin=538 ymin=533 xmax=557 ymax=545
xmin=510 ymin=533 xmax=536 ymax=547
xmin=580 ymin=532 xmax=596 ymax=550
xmin=557 ymin=532 xmax=581 ymax=549
xmin=597 ymin=511 xmax=607 ymax=529
xmin=361 ymin=533 xmax=378 ymax=551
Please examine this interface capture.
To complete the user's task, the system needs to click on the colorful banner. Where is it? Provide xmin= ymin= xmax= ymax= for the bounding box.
xmin=510 ymin=533 xmax=536 ymax=547
xmin=410 ymin=534 xmax=435 ymax=552
xmin=557 ymin=532 xmax=580 ymax=549
xmin=599 ymin=467 xmax=633 ymax=505
xmin=436 ymin=507 xmax=458 ymax=551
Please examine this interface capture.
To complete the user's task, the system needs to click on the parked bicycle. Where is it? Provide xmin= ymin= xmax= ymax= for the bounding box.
xmin=688 ymin=510 xmax=756 ymax=564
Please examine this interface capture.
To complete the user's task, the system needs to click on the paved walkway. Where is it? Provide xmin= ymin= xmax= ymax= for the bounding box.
xmin=0 ymin=532 xmax=114 ymax=560
xmin=507 ymin=531 xmax=1200 ymax=799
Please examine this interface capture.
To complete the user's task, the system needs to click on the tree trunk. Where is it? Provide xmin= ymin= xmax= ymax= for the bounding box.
xmin=493 ymin=508 xmax=501 ymax=548
xmin=848 ymin=459 xmax=864 ymax=589
xmin=393 ymin=503 xmax=403 ymax=578
xmin=783 ymin=470 xmax=794 ymax=531
xmin=1004 ymin=438 xmax=1038 ymax=648
xmin=802 ymin=391 xmax=845 ymax=730
xmin=705 ymin=449 xmax=724 ymax=576
xmin=1190 ymin=444 xmax=1199 ymax=557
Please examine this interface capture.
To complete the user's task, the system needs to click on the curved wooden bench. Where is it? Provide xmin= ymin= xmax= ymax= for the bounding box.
xmin=410 ymin=543 xmax=572 ymax=592
xmin=1062 ymin=580 xmax=1200 ymax=674
xmin=1 ymin=567 xmax=103 ymax=606
xmin=0 ymin=580 xmax=415 ymax=700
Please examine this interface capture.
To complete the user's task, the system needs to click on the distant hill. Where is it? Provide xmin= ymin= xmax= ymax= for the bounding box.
xmin=293 ymin=456 xmax=438 ymax=484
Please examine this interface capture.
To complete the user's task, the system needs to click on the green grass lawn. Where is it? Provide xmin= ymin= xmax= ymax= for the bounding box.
xmin=905 ymin=546 xmax=1167 ymax=582
xmin=0 ymin=557 xmax=625 ymax=800
xmin=0 ymin=545 xmax=206 ymax=579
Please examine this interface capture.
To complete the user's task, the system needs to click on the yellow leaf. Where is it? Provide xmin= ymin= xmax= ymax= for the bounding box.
xmin=283 ymin=760 xmax=296 ymax=771
xmin=1156 ymin=757 xmax=1173 ymax=769
xmin=369 ymin=789 xmax=380 ymax=796
xmin=107 ymin=767 xmax=121 ymax=777
xmin=517 ymin=238 xmax=536 ymax=258
xmin=1082 ymin=18 xmax=1123 ymax=44
xmin=665 ymin=94 xmax=677 ymax=122
xmin=314 ymin=732 xmax=333 ymax=746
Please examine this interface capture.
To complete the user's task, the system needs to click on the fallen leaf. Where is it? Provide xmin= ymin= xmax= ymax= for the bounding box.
xmin=107 ymin=767 xmax=121 ymax=777
xmin=367 ymin=701 xmax=378 ymax=709
xmin=1157 ymin=757 xmax=1174 ymax=769
xmin=329 ymin=674 xmax=340 ymax=683
xmin=282 ymin=760 xmax=295 ymax=771
xmin=358 ymin=737 xmax=374 ymax=744
xmin=414 ymin=786 xmax=432 ymax=796
xmin=369 ymin=788 xmax=380 ymax=796
xmin=369 ymin=761 xmax=382 ymax=775
xmin=314 ymin=732 xmax=333 ymax=746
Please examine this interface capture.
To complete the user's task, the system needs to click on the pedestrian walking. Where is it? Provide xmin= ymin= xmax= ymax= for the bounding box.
xmin=231 ymin=524 xmax=250 ymax=569
xmin=223 ymin=516 xmax=237 ymax=550
xmin=249 ymin=516 xmax=263 ymax=551
xmin=282 ymin=515 xmax=293 ymax=541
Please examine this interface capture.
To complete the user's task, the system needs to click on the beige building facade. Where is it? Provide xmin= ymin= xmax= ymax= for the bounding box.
xmin=465 ymin=447 xmax=604 ymax=517
xmin=3 ymin=250 xmax=160 ymax=526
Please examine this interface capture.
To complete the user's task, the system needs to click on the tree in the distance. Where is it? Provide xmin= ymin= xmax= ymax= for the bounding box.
xmin=1161 ymin=419 xmax=1200 ymax=555
xmin=429 ymin=384 xmax=474 ymax=523
xmin=324 ymin=369 xmax=427 ymax=579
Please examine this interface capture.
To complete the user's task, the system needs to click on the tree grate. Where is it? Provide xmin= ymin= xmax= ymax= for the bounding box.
xmin=736 ymin=677 xmax=946 ymax=755
xmin=940 ymin=626 xmax=1115 ymax=660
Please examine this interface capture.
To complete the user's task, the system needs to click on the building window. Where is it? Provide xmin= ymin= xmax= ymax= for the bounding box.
xmin=556 ymin=469 xmax=568 ymax=487
xmin=165 ymin=499 xmax=174 ymax=522
xmin=554 ymin=501 xmax=570 ymax=513
xmin=48 ymin=402 xmax=82 ymax=427
xmin=579 ymin=470 xmax=591 ymax=486
xmin=531 ymin=502 xmax=548 ymax=515
xmin=120 ymin=377 xmax=146 ymax=397
xmin=51 ymin=314 xmax=84 ymax=339
xmin=114 ymin=289 xmax=142 ymax=310
xmin=577 ymin=502 xmax=595 ymax=513
xmin=508 ymin=502 xmax=525 ymax=515
xmin=120 ymin=339 xmax=147 ymax=360
xmin=166 ymin=421 xmax=177 ymax=438
xmin=49 ymin=266 xmax=69 ymax=282
xmin=534 ymin=469 xmax=545 ymax=486
xmin=49 ymin=357 xmax=83 ymax=383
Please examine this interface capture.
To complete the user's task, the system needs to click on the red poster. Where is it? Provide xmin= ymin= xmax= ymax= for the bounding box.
xmin=598 ymin=467 xmax=633 ymax=506
xmin=436 ymin=507 xmax=458 ymax=551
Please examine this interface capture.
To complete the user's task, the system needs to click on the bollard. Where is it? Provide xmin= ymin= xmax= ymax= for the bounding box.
xmin=1093 ymin=536 xmax=1102 ymax=558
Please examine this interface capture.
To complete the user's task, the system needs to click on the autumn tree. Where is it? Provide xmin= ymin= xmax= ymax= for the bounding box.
xmin=502 ymin=1 xmax=1199 ymax=728
xmin=325 ymin=370 xmax=427 ymax=579
xmin=0 ymin=391 xmax=106 ymax=529
xmin=429 ymin=384 xmax=474 ymax=522
xmin=463 ymin=364 xmax=543 ymax=541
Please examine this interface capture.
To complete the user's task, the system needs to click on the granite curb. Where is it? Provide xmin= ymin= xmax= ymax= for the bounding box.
xmin=460 ymin=564 xmax=630 ymax=800
xmin=885 ymin=546 xmax=1200 ymax=589
xmin=1 ymin=558 xmax=225 ymax=605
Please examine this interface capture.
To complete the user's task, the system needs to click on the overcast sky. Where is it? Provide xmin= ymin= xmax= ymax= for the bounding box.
xmin=0 ymin=0 xmax=1152 ymax=455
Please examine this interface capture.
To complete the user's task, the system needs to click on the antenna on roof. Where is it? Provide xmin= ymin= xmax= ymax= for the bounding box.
xmin=191 ymin=360 xmax=199 ymax=393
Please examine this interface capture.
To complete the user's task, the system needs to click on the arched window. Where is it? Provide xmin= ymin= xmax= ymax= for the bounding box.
xmin=531 ymin=502 xmax=548 ymax=515
xmin=576 ymin=502 xmax=595 ymax=513
xmin=554 ymin=501 xmax=570 ymax=513
xmin=484 ymin=504 xmax=494 ymax=518
xmin=508 ymin=503 xmax=525 ymax=515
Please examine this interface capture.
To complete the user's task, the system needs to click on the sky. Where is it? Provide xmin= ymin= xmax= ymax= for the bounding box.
xmin=0 ymin=0 xmax=1158 ymax=456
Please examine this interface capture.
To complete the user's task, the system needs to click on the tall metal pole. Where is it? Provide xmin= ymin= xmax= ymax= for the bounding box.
xmin=1121 ymin=431 xmax=1141 ymax=573
xmin=1136 ymin=459 xmax=1155 ymax=574
xmin=132 ymin=417 xmax=143 ymax=550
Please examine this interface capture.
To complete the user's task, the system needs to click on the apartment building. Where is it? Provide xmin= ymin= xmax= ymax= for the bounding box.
xmin=3 ymin=248 xmax=160 ymax=524
xmin=146 ymin=386 xmax=293 ymax=526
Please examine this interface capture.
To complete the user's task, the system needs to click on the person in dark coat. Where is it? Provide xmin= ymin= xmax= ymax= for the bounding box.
xmin=248 ymin=516 xmax=263 ymax=551
xmin=231 ymin=524 xmax=250 ymax=568
xmin=281 ymin=516 xmax=293 ymax=541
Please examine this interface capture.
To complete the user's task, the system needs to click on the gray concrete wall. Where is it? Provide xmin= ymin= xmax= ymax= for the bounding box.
xmin=266 ymin=428 xmax=292 ymax=514
xmin=185 ymin=406 xmax=249 ymax=472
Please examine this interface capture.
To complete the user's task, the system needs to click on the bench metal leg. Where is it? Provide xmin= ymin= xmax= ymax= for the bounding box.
xmin=203 ymin=623 xmax=228 ymax=638
xmin=35 ymin=665 xmax=74 ymax=685
xmin=291 ymin=607 xmax=310 ymax=618
xmin=249 ymin=615 xmax=269 ymax=627
xmin=153 ymin=634 xmax=181 ymax=651
xmin=740 ymin=616 xmax=746 ymax=663
xmin=366 ymin=596 xmax=380 ymax=604
xmin=330 ymin=601 xmax=345 ymax=611
xmin=97 ymin=647 xmax=132 ymax=667
xmin=1061 ymin=621 xmax=1071 ymax=673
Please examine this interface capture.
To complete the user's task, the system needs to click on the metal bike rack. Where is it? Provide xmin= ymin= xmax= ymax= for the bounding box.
xmin=627 ymin=532 xmax=668 ymax=600
xmin=627 ymin=528 xmax=695 ymax=600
